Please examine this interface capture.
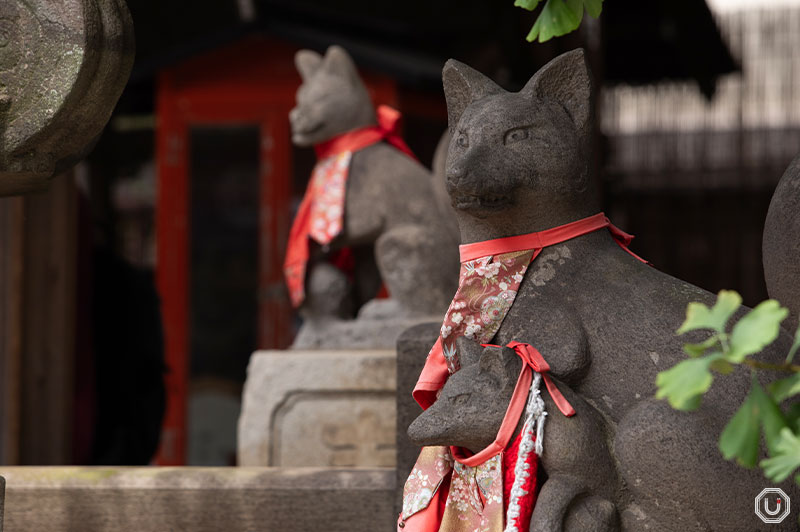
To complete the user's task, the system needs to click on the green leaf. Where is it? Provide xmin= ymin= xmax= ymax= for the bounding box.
xmin=720 ymin=378 xmax=788 ymax=466
xmin=727 ymin=300 xmax=789 ymax=362
xmin=752 ymin=379 xmax=789 ymax=455
xmin=769 ymin=373 xmax=800 ymax=403
xmin=787 ymin=321 xmax=800 ymax=364
xmin=584 ymin=0 xmax=603 ymax=18
xmin=526 ymin=0 xmax=583 ymax=42
xmin=655 ymin=355 xmax=720 ymax=411
xmin=761 ymin=428 xmax=800 ymax=483
xmin=677 ymin=290 xmax=741 ymax=335
xmin=720 ymin=385 xmax=761 ymax=467
xmin=514 ymin=0 xmax=543 ymax=11
xmin=683 ymin=335 xmax=721 ymax=358
xmin=786 ymin=403 xmax=800 ymax=433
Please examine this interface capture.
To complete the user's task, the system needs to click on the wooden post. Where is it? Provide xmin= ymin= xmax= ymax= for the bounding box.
xmin=19 ymin=173 xmax=79 ymax=464
xmin=0 ymin=198 xmax=24 ymax=465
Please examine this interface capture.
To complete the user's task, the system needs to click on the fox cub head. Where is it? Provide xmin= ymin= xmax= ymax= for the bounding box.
xmin=290 ymin=45 xmax=375 ymax=147
xmin=443 ymin=49 xmax=596 ymax=229
xmin=408 ymin=338 xmax=521 ymax=453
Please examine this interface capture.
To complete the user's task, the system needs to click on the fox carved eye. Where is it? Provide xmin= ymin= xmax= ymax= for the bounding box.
xmin=504 ymin=127 xmax=529 ymax=145
xmin=455 ymin=132 xmax=469 ymax=148
xmin=448 ymin=392 xmax=472 ymax=406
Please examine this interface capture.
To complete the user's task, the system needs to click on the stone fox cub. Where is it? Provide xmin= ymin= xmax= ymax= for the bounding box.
xmin=289 ymin=46 xmax=458 ymax=323
xmin=409 ymin=50 xmax=798 ymax=531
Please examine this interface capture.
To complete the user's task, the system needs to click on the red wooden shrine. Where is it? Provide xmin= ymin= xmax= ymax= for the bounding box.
xmin=154 ymin=36 xmax=398 ymax=465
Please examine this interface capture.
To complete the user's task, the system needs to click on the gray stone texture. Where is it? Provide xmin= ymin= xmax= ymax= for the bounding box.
xmin=394 ymin=322 xmax=438 ymax=513
xmin=401 ymin=49 xmax=799 ymax=531
xmin=0 ymin=0 xmax=134 ymax=196
xmin=764 ymin=152 xmax=800 ymax=330
xmin=238 ymin=349 xmax=397 ymax=467
xmin=289 ymin=46 xmax=458 ymax=348
xmin=0 ymin=467 xmax=394 ymax=531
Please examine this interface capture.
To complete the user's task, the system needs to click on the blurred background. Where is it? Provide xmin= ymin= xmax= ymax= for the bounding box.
xmin=0 ymin=0 xmax=797 ymax=468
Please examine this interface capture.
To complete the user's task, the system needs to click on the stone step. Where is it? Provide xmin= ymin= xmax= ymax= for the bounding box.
xmin=0 ymin=467 xmax=395 ymax=532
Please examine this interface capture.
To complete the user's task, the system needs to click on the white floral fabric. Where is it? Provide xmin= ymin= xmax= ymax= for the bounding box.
xmin=438 ymin=250 xmax=534 ymax=373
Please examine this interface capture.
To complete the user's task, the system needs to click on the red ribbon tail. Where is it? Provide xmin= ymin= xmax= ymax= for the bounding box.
xmin=542 ymin=374 xmax=576 ymax=417
xmin=376 ymin=105 xmax=418 ymax=161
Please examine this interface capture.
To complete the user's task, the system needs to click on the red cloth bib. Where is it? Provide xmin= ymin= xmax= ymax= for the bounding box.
xmin=283 ymin=105 xmax=416 ymax=307
xmin=413 ymin=213 xmax=645 ymax=409
xmin=399 ymin=214 xmax=646 ymax=532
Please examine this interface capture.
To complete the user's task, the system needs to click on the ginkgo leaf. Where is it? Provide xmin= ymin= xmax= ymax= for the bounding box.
xmin=720 ymin=385 xmax=761 ymax=468
xmin=514 ymin=0 xmax=543 ymax=11
xmin=720 ymin=378 xmax=788 ymax=466
xmin=519 ymin=0 xmax=605 ymax=43
xmin=526 ymin=0 xmax=582 ymax=42
xmin=769 ymin=372 xmax=800 ymax=403
xmin=761 ymin=428 xmax=800 ymax=483
xmin=676 ymin=290 xmax=741 ymax=335
xmin=655 ymin=354 xmax=720 ymax=411
xmin=727 ymin=300 xmax=788 ymax=362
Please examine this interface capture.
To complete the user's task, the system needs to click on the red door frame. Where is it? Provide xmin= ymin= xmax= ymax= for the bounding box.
xmin=154 ymin=36 xmax=398 ymax=465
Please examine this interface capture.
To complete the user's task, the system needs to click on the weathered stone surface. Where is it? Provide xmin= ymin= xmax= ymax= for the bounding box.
xmin=764 ymin=152 xmax=800 ymax=330
xmin=289 ymin=46 xmax=458 ymax=348
xmin=402 ymin=49 xmax=800 ymax=531
xmin=394 ymin=323 xmax=437 ymax=512
xmin=0 ymin=467 xmax=394 ymax=532
xmin=0 ymin=0 xmax=134 ymax=196
xmin=291 ymin=311 xmax=440 ymax=350
xmin=238 ymin=349 xmax=397 ymax=467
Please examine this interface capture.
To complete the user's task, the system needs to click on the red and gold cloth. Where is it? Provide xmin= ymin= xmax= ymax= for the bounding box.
xmin=283 ymin=105 xmax=416 ymax=307
xmin=399 ymin=213 xmax=645 ymax=532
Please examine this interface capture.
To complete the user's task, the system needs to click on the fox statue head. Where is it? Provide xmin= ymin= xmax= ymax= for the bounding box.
xmin=407 ymin=338 xmax=522 ymax=453
xmin=443 ymin=49 xmax=599 ymax=242
xmin=290 ymin=45 xmax=376 ymax=147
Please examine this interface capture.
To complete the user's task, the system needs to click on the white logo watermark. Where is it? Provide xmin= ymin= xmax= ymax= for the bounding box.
xmin=755 ymin=488 xmax=791 ymax=524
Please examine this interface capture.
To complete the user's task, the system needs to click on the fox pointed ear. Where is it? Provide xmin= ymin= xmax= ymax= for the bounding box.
xmin=522 ymin=49 xmax=592 ymax=136
xmin=443 ymin=60 xmax=503 ymax=133
xmin=322 ymin=45 xmax=360 ymax=85
xmin=295 ymin=49 xmax=323 ymax=81
xmin=456 ymin=337 xmax=483 ymax=367
xmin=478 ymin=346 xmax=519 ymax=386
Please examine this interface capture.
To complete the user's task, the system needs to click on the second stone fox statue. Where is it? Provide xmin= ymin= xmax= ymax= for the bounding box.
xmin=286 ymin=45 xmax=459 ymax=348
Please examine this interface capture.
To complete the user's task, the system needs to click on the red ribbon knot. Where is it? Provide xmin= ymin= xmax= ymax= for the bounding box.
xmin=484 ymin=341 xmax=576 ymax=418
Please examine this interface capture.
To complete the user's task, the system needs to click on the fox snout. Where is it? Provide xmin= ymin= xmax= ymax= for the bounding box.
xmin=288 ymin=107 xmax=306 ymax=130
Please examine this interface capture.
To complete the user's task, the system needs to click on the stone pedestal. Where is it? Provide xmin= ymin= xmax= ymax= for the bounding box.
xmin=0 ymin=467 xmax=394 ymax=531
xmin=238 ymin=349 xmax=396 ymax=467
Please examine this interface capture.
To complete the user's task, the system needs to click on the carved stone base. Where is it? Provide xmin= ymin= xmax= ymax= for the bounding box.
xmin=238 ymin=349 xmax=397 ymax=467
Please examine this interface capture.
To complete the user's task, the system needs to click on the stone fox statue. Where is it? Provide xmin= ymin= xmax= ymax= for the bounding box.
xmin=404 ymin=49 xmax=799 ymax=531
xmin=286 ymin=45 xmax=458 ymax=326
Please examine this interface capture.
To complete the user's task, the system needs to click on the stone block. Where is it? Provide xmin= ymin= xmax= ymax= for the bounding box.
xmin=0 ymin=467 xmax=394 ymax=532
xmin=394 ymin=322 xmax=439 ymax=511
xmin=238 ymin=349 xmax=396 ymax=467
